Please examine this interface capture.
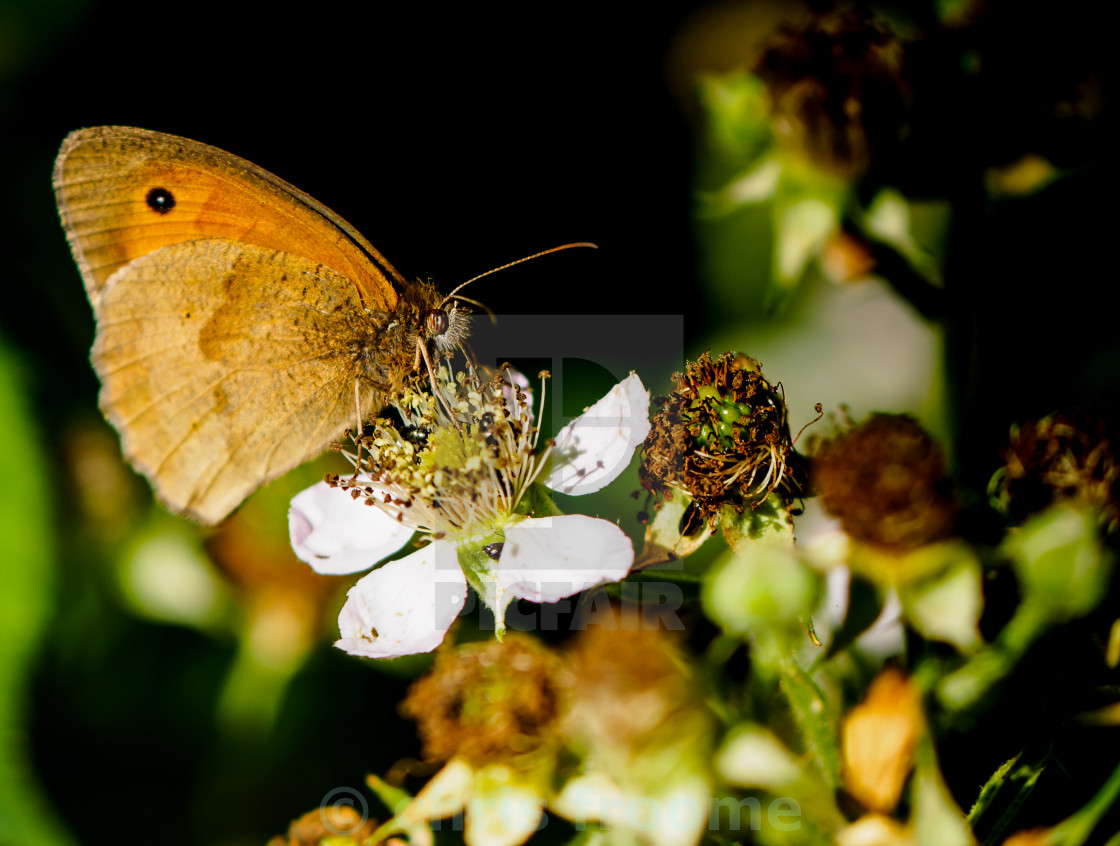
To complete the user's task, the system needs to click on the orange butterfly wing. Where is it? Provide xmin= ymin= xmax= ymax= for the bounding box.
xmin=53 ymin=125 xmax=405 ymax=313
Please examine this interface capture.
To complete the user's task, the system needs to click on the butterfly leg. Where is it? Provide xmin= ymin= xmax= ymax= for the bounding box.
xmin=416 ymin=339 xmax=461 ymax=428
xmin=354 ymin=378 xmax=363 ymax=435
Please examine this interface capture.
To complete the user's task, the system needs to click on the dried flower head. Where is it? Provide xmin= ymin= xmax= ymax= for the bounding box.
xmin=401 ymin=636 xmax=565 ymax=768
xmin=989 ymin=410 xmax=1119 ymax=533
xmin=754 ymin=9 xmax=910 ymax=178
xmin=812 ymin=413 xmax=955 ymax=551
xmin=639 ymin=351 xmax=807 ymax=534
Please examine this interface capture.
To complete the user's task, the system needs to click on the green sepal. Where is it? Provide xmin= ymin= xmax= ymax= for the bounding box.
xmin=720 ymin=492 xmax=794 ymax=553
xmin=897 ymin=547 xmax=984 ymax=653
xmin=516 ymin=480 xmax=565 ymax=519
xmin=912 ymin=735 xmax=978 ymax=846
xmin=634 ymin=493 xmax=714 ymax=570
xmin=457 ymin=529 xmax=509 ymax=639
xmin=776 ymin=655 xmax=842 ymax=790
xmin=365 ymin=773 xmax=413 ymax=819
xmin=1005 ymin=503 xmax=1113 ymax=626
xmin=767 ymin=160 xmax=849 ymax=310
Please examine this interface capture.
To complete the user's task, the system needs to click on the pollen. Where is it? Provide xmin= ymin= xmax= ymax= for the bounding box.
xmin=330 ymin=364 xmax=553 ymax=540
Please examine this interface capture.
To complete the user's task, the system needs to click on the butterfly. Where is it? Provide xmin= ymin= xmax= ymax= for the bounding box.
xmin=54 ymin=126 xmax=480 ymax=525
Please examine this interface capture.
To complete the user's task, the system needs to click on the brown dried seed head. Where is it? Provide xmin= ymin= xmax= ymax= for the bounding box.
xmin=812 ymin=413 xmax=955 ymax=551
xmin=639 ymin=351 xmax=806 ymax=532
xmin=401 ymin=636 xmax=565 ymax=767
xmin=992 ymin=409 xmax=1119 ymax=533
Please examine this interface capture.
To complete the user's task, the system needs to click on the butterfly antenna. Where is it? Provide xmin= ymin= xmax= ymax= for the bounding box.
xmin=438 ymin=242 xmax=598 ymax=310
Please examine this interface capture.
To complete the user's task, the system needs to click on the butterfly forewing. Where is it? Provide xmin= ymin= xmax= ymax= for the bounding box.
xmin=53 ymin=126 xmax=405 ymax=312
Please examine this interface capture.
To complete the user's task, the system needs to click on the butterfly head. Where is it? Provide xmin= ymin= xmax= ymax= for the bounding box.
xmin=423 ymin=302 xmax=471 ymax=356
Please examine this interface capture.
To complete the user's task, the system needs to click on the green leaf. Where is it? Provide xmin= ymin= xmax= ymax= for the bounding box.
xmin=966 ymin=753 xmax=1019 ymax=828
xmin=982 ymin=762 xmax=1046 ymax=846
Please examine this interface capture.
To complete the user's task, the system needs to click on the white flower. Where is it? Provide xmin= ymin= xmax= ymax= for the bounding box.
xmin=288 ymin=369 xmax=651 ymax=659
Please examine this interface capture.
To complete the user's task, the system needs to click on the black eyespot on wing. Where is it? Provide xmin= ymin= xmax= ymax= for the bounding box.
xmin=146 ymin=187 xmax=176 ymax=215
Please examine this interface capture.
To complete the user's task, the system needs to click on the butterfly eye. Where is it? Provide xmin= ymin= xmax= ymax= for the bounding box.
xmin=425 ymin=308 xmax=450 ymax=337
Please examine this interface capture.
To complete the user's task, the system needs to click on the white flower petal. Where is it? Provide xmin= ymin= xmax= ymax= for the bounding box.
xmin=335 ymin=541 xmax=468 ymax=658
xmin=289 ymin=481 xmax=415 ymax=575
xmin=498 ymin=515 xmax=634 ymax=603
xmin=546 ymin=373 xmax=651 ymax=495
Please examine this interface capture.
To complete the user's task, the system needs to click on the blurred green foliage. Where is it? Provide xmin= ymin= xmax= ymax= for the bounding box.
xmin=0 ymin=343 xmax=73 ymax=844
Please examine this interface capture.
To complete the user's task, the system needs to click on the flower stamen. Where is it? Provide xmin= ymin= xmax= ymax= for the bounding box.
xmin=328 ymin=365 xmax=555 ymax=540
